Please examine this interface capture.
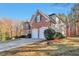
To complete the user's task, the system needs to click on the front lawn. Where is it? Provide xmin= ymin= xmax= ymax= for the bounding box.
xmin=0 ymin=37 xmax=79 ymax=56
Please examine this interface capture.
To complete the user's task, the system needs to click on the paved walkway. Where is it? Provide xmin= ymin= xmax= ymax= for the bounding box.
xmin=0 ymin=38 xmax=45 ymax=52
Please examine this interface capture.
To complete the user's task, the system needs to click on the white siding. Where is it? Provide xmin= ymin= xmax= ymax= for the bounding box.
xmin=52 ymin=16 xmax=66 ymax=36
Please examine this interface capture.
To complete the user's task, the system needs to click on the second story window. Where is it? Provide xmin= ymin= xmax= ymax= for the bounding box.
xmin=35 ymin=15 xmax=41 ymax=22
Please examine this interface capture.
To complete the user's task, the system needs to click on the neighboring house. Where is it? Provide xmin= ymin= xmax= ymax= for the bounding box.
xmin=30 ymin=10 xmax=66 ymax=39
xmin=22 ymin=21 xmax=31 ymax=36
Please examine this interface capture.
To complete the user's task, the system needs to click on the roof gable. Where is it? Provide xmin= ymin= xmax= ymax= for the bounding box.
xmin=31 ymin=10 xmax=56 ymax=24
xmin=49 ymin=13 xmax=66 ymax=24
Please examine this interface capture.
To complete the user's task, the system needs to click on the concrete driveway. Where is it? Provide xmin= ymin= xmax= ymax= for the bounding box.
xmin=0 ymin=38 xmax=45 ymax=52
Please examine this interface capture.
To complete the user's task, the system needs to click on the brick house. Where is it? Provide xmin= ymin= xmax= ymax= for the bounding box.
xmin=30 ymin=10 xmax=66 ymax=39
xmin=22 ymin=21 xmax=31 ymax=36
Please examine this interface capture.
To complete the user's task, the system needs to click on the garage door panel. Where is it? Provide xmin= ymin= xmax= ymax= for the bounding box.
xmin=32 ymin=29 xmax=38 ymax=38
xmin=39 ymin=27 xmax=48 ymax=39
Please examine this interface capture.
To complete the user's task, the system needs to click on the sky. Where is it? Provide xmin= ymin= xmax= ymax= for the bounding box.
xmin=0 ymin=3 xmax=76 ymax=21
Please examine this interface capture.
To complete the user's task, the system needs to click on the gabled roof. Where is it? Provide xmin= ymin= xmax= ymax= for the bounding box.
xmin=49 ymin=13 xmax=67 ymax=24
xmin=49 ymin=13 xmax=56 ymax=16
xmin=30 ymin=10 xmax=56 ymax=24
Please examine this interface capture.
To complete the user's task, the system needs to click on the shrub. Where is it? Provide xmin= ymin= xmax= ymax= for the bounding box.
xmin=44 ymin=28 xmax=56 ymax=40
xmin=26 ymin=33 xmax=31 ymax=38
xmin=44 ymin=28 xmax=65 ymax=40
xmin=15 ymin=36 xmax=19 ymax=39
xmin=1 ymin=32 xmax=10 ymax=41
xmin=54 ymin=32 xmax=65 ymax=39
xmin=18 ymin=35 xmax=26 ymax=38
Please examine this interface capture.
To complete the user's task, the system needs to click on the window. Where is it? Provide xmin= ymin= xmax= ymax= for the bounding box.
xmin=35 ymin=15 xmax=41 ymax=22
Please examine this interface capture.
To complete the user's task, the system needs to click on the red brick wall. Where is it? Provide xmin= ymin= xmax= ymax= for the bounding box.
xmin=31 ymin=13 xmax=51 ymax=29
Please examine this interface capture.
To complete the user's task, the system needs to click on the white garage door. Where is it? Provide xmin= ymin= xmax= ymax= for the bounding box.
xmin=32 ymin=29 xmax=38 ymax=38
xmin=39 ymin=27 xmax=48 ymax=39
